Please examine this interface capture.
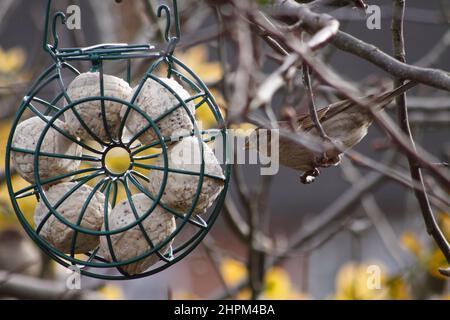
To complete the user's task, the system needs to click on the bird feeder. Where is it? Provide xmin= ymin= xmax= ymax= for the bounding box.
xmin=5 ymin=0 xmax=231 ymax=280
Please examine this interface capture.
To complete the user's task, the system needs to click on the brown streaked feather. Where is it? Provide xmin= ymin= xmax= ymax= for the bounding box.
xmin=279 ymin=81 xmax=418 ymax=133
xmin=297 ymin=100 xmax=354 ymax=132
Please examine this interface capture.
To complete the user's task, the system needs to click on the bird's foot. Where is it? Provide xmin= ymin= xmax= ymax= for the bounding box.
xmin=300 ymin=168 xmax=320 ymax=184
xmin=323 ymin=154 xmax=342 ymax=167
xmin=314 ymin=153 xmax=342 ymax=168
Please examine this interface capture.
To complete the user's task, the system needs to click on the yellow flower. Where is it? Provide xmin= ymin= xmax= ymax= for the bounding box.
xmin=159 ymin=46 xmax=226 ymax=129
xmin=262 ymin=267 xmax=309 ymax=300
xmin=220 ymin=258 xmax=254 ymax=300
xmin=0 ymin=207 xmax=15 ymax=230
xmin=400 ymin=231 xmax=423 ymax=258
xmin=335 ymin=262 xmax=388 ymax=300
xmin=172 ymin=46 xmax=227 ymax=130
xmin=0 ymin=47 xmax=26 ymax=74
xmin=98 ymin=284 xmax=124 ymax=300
xmin=176 ymin=46 xmax=223 ymax=83
xmin=237 ymin=288 xmax=252 ymax=300
xmin=264 ymin=267 xmax=293 ymax=300
xmin=0 ymin=119 xmax=12 ymax=172
xmin=196 ymin=89 xmax=226 ymax=130
xmin=427 ymin=248 xmax=447 ymax=280
xmin=387 ymin=276 xmax=411 ymax=300
xmin=220 ymin=257 xmax=247 ymax=287
xmin=220 ymin=258 xmax=307 ymax=300
xmin=440 ymin=213 xmax=450 ymax=239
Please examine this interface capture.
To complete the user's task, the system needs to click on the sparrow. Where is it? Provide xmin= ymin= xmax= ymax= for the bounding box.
xmin=248 ymin=81 xmax=417 ymax=183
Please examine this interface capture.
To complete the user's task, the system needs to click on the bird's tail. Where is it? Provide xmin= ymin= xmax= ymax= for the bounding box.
xmin=375 ymin=80 xmax=418 ymax=109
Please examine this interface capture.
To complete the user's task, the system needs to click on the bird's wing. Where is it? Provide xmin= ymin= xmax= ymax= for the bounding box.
xmin=290 ymin=81 xmax=418 ymax=131
xmin=294 ymin=100 xmax=354 ymax=132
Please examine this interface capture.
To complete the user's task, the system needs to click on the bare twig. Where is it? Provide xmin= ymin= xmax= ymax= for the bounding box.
xmin=228 ymin=1 xmax=254 ymax=120
xmin=391 ymin=0 xmax=450 ymax=275
xmin=249 ymin=53 xmax=299 ymax=112
xmin=302 ymin=62 xmax=329 ymax=139
xmin=274 ymin=1 xmax=340 ymax=50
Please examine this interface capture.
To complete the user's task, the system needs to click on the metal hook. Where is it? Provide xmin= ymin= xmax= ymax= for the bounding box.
xmin=156 ymin=0 xmax=181 ymax=55
xmin=43 ymin=0 xmax=67 ymax=56
xmin=51 ymin=12 xmax=67 ymax=51
xmin=157 ymin=5 xmax=171 ymax=43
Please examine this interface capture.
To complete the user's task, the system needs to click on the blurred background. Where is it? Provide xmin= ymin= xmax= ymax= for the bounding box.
xmin=0 ymin=0 xmax=449 ymax=300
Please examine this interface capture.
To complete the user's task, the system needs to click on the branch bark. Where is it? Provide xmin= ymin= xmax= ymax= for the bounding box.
xmin=391 ymin=0 xmax=450 ymax=275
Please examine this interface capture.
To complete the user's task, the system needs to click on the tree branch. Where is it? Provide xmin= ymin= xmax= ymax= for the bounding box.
xmin=391 ymin=0 xmax=450 ymax=275
xmin=303 ymin=62 xmax=329 ymax=139
xmin=271 ymin=0 xmax=450 ymax=91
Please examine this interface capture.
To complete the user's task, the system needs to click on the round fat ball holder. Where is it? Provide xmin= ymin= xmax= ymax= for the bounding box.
xmin=5 ymin=0 xmax=231 ymax=280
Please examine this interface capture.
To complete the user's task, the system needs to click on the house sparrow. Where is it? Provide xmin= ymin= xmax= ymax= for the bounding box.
xmin=248 ymin=81 xmax=417 ymax=183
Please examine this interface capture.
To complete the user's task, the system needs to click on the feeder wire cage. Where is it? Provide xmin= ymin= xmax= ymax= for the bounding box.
xmin=5 ymin=0 xmax=231 ymax=280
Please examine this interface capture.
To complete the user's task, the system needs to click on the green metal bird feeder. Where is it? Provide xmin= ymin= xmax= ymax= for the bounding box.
xmin=5 ymin=0 xmax=231 ymax=280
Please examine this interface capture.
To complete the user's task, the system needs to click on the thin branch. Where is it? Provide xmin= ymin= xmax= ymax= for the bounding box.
xmin=228 ymin=1 xmax=254 ymax=120
xmin=330 ymin=31 xmax=450 ymax=91
xmin=274 ymin=0 xmax=340 ymax=50
xmin=302 ymin=62 xmax=329 ymax=139
xmin=249 ymin=53 xmax=299 ymax=112
xmin=391 ymin=0 xmax=450 ymax=275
